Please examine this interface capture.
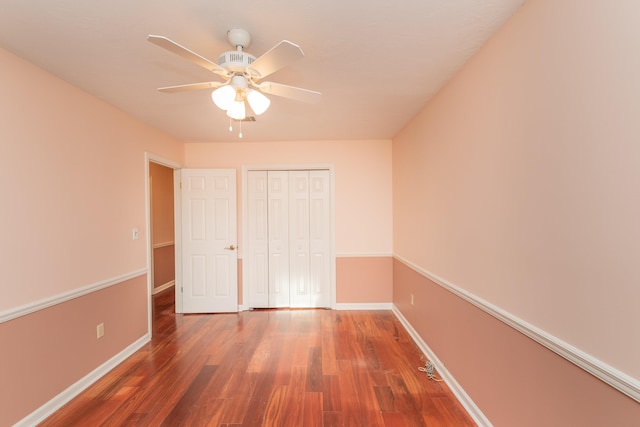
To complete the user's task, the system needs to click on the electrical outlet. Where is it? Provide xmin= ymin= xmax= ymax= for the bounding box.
xmin=411 ymin=293 xmax=414 ymax=305
xmin=96 ymin=323 xmax=104 ymax=339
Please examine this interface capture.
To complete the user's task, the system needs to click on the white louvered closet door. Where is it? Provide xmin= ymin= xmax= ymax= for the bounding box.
xmin=247 ymin=171 xmax=268 ymax=308
xmin=308 ymin=170 xmax=331 ymax=308
xmin=247 ymin=170 xmax=330 ymax=308
xmin=268 ymin=171 xmax=291 ymax=307
xmin=288 ymin=171 xmax=311 ymax=307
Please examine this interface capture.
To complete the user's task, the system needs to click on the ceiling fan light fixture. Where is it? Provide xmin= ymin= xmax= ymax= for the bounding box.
xmin=226 ymin=100 xmax=246 ymax=120
xmin=247 ymin=89 xmax=270 ymax=115
xmin=149 ymin=30 xmax=321 ymax=139
xmin=211 ymin=85 xmax=235 ymax=110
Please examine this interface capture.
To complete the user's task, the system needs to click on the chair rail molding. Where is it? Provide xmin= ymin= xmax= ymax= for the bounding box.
xmin=0 ymin=269 xmax=147 ymax=323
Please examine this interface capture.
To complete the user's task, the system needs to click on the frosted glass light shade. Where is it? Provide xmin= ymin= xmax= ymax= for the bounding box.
xmin=247 ymin=89 xmax=270 ymax=115
xmin=211 ymin=85 xmax=235 ymax=110
xmin=226 ymin=100 xmax=246 ymax=120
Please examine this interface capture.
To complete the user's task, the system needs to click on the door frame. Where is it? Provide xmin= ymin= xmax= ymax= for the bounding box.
xmin=241 ymin=164 xmax=336 ymax=310
xmin=144 ymin=153 xmax=182 ymax=333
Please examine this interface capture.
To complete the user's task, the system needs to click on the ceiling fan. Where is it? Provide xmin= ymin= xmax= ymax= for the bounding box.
xmin=147 ymin=29 xmax=321 ymax=124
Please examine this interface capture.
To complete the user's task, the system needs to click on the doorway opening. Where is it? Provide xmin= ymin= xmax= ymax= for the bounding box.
xmin=145 ymin=154 xmax=180 ymax=335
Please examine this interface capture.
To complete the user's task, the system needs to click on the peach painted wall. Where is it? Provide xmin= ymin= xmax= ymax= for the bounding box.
xmin=184 ymin=140 xmax=393 ymax=257
xmin=149 ymin=162 xmax=175 ymax=289
xmin=392 ymin=0 xmax=640 ymax=423
xmin=0 ymin=47 xmax=183 ymax=310
xmin=394 ymin=260 xmax=640 ymax=426
xmin=184 ymin=141 xmax=394 ymax=303
xmin=0 ymin=276 xmax=147 ymax=426
xmin=0 ymin=46 xmax=183 ymax=424
xmin=153 ymin=245 xmax=175 ymax=290
xmin=149 ymin=162 xmax=175 ymax=246
xmin=336 ymin=257 xmax=392 ymax=303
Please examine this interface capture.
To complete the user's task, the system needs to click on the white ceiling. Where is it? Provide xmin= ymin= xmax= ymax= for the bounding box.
xmin=0 ymin=0 xmax=524 ymax=142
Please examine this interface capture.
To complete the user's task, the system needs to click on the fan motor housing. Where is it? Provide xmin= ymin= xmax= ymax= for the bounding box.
xmin=218 ymin=51 xmax=256 ymax=72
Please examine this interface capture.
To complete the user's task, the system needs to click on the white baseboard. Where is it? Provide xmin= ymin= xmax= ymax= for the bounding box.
xmin=152 ymin=280 xmax=175 ymax=295
xmin=335 ymin=253 xmax=393 ymax=258
xmin=238 ymin=303 xmax=392 ymax=311
xmin=392 ymin=305 xmax=492 ymax=427
xmin=334 ymin=302 xmax=392 ymax=310
xmin=15 ymin=333 xmax=151 ymax=427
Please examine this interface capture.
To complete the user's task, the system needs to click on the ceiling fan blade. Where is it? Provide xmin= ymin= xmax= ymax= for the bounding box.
xmin=147 ymin=35 xmax=229 ymax=77
xmin=248 ymin=40 xmax=304 ymax=80
xmin=259 ymin=82 xmax=321 ymax=104
xmin=158 ymin=81 xmax=226 ymax=93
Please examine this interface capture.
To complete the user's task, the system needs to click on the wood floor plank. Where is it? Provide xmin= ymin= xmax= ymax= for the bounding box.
xmin=200 ymin=398 xmax=229 ymax=427
xmin=381 ymin=411 xmax=410 ymax=427
xmin=321 ymin=315 xmax=339 ymax=376
xmin=374 ymin=385 xmax=396 ymax=412
xmin=239 ymin=372 xmax=276 ymax=426
xmin=303 ymin=391 xmax=323 ymax=427
xmin=263 ymin=385 xmax=290 ymax=426
xmin=118 ymin=411 xmax=152 ymax=426
xmin=272 ymin=336 xmax=295 ymax=386
xmin=335 ymin=359 xmax=387 ymax=427
xmin=103 ymin=353 xmax=211 ymax=426
xmin=286 ymin=366 xmax=309 ymax=424
xmin=322 ymin=411 xmax=345 ymax=427
xmin=322 ymin=374 xmax=343 ymax=413
xmin=264 ymin=366 xmax=308 ymax=426
xmin=39 ymin=289 xmax=476 ymax=426
xmin=306 ymin=346 xmax=323 ymax=392
xmin=160 ymin=364 xmax=218 ymax=426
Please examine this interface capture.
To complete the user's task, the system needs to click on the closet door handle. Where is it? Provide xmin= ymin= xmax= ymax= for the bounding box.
xmin=224 ymin=245 xmax=237 ymax=251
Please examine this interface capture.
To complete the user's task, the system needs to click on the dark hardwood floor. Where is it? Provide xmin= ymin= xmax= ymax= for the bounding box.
xmin=39 ymin=289 xmax=475 ymax=426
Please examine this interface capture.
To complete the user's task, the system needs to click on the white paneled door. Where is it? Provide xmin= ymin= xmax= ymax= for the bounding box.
xmin=180 ymin=169 xmax=237 ymax=313
xmin=247 ymin=170 xmax=330 ymax=308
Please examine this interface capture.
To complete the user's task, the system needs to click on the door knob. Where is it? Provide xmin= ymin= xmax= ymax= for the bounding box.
xmin=224 ymin=244 xmax=237 ymax=251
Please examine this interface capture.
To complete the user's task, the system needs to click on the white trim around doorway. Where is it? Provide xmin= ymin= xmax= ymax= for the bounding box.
xmin=144 ymin=153 xmax=182 ymax=337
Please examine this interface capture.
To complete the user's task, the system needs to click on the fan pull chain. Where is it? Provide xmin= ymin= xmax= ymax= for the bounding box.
xmin=227 ymin=117 xmax=243 ymax=139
